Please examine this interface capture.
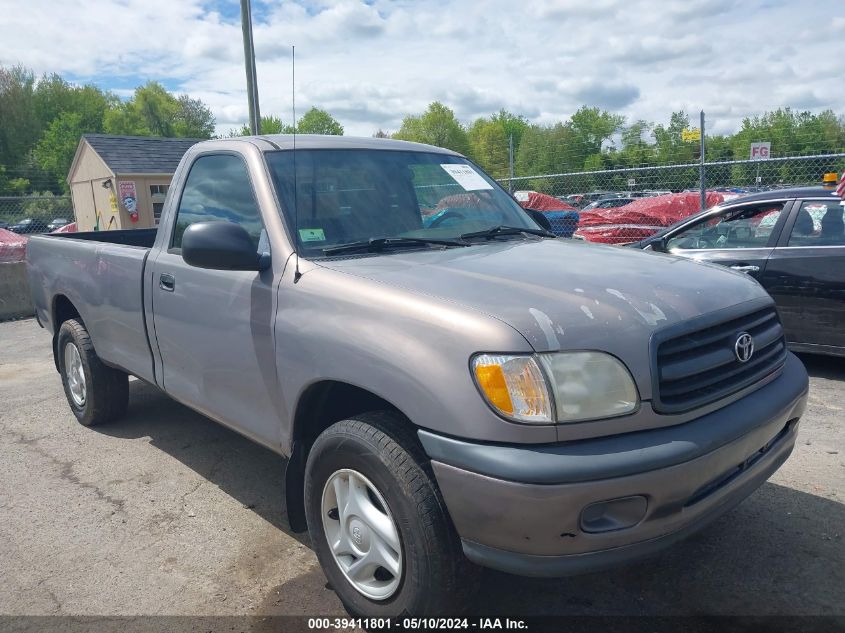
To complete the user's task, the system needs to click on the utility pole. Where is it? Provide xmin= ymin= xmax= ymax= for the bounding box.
xmin=699 ymin=110 xmax=706 ymax=211
xmin=508 ymin=134 xmax=515 ymax=193
xmin=240 ymin=0 xmax=261 ymax=134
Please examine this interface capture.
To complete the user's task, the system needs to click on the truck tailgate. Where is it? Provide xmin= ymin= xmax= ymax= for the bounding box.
xmin=27 ymin=235 xmax=156 ymax=384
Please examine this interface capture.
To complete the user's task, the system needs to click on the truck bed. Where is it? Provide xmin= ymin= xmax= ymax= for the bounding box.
xmin=46 ymin=228 xmax=158 ymax=248
xmin=26 ymin=229 xmax=157 ymax=384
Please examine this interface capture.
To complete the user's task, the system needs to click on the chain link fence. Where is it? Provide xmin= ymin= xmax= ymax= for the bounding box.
xmin=0 ymin=195 xmax=74 ymax=262
xmin=500 ymin=153 xmax=845 ymax=244
xmin=1 ymin=152 xmax=843 ymax=259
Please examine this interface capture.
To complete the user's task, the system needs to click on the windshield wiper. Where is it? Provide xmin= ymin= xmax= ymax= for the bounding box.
xmin=460 ymin=225 xmax=556 ymax=240
xmin=322 ymin=236 xmax=469 ymax=256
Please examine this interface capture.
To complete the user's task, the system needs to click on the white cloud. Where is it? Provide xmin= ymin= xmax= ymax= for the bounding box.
xmin=0 ymin=0 xmax=842 ymax=138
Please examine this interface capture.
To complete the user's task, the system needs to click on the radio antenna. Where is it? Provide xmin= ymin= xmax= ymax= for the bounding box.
xmin=292 ymin=45 xmax=301 ymax=283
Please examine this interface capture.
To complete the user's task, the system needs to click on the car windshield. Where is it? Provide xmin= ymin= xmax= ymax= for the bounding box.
xmin=265 ymin=149 xmax=537 ymax=257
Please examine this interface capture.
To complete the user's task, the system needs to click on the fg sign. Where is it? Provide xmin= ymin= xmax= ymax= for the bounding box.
xmin=750 ymin=142 xmax=771 ymax=160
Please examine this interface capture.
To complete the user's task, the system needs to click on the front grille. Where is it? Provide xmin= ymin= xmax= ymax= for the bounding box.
xmin=654 ymin=304 xmax=787 ymax=413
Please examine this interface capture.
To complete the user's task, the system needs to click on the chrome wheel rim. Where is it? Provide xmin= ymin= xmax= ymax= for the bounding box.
xmin=321 ymin=468 xmax=403 ymax=600
xmin=64 ymin=342 xmax=86 ymax=407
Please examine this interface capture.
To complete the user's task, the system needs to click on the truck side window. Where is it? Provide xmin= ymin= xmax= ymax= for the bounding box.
xmin=171 ymin=154 xmax=265 ymax=250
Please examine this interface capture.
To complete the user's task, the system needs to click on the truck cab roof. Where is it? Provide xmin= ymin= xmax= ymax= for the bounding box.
xmin=223 ymin=134 xmax=463 ymax=156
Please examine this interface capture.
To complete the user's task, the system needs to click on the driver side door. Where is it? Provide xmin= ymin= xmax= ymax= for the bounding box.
xmin=663 ymin=200 xmax=792 ymax=281
xmin=148 ymin=152 xmax=282 ymax=450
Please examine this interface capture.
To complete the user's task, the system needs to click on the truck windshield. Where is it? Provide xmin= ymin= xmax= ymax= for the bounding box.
xmin=265 ymin=149 xmax=536 ymax=257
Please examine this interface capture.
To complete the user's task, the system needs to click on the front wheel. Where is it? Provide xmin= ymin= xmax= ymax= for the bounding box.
xmin=304 ymin=412 xmax=477 ymax=617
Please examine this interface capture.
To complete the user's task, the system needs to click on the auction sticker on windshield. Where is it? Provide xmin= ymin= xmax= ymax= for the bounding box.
xmin=440 ymin=164 xmax=493 ymax=191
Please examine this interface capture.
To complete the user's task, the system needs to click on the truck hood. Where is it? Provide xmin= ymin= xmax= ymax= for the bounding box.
xmin=316 ymin=238 xmax=770 ymax=397
xmin=317 ymin=238 xmax=769 ymax=350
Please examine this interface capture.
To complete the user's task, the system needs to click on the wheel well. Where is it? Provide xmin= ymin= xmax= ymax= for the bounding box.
xmin=53 ymin=295 xmax=81 ymax=333
xmin=284 ymin=381 xmax=403 ymax=533
xmin=51 ymin=295 xmax=81 ymax=371
xmin=292 ymin=381 xmax=399 ymax=448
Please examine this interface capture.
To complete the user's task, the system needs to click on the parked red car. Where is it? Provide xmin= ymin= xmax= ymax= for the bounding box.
xmin=575 ymin=191 xmax=728 ymax=244
xmin=0 ymin=228 xmax=28 ymax=263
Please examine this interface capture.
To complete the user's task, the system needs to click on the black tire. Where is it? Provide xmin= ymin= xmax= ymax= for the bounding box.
xmin=304 ymin=411 xmax=477 ymax=617
xmin=57 ymin=319 xmax=128 ymax=426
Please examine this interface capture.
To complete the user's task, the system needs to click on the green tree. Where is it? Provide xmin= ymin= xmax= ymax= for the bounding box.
xmin=393 ymin=102 xmax=470 ymax=155
xmin=296 ymin=107 xmax=343 ymax=135
xmin=652 ymin=110 xmax=696 ymax=165
xmin=0 ymin=66 xmax=39 ymax=176
xmin=491 ymin=109 xmax=529 ymax=151
xmin=104 ymin=82 xmax=214 ymax=138
xmin=467 ymin=110 xmax=528 ymax=178
xmin=236 ymin=109 xmax=342 ymax=136
xmin=103 ymin=100 xmax=149 ymax=135
xmin=173 ymin=94 xmax=215 ymax=138
xmin=514 ymin=123 xmax=579 ymax=189
xmin=134 ymin=81 xmax=179 ymax=136
xmin=0 ymin=166 xmax=30 ymax=195
xmin=27 ymin=76 xmax=111 ymax=190
xmin=22 ymin=190 xmax=73 ymax=216
xmin=1 ymin=65 xmax=216 ymax=193
xmin=817 ymin=110 xmax=845 ymax=150
xmin=34 ymin=112 xmax=87 ymax=190
xmin=729 ymin=108 xmax=845 ymax=184
xmin=617 ymin=120 xmax=654 ymax=167
xmin=33 ymin=74 xmax=109 ymax=132
xmin=514 ymin=124 xmax=546 ymax=178
xmin=467 ymin=117 xmax=509 ymax=177
xmin=235 ymin=115 xmax=294 ymax=136
xmin=568 ymin=106 xmax=624 ymax=167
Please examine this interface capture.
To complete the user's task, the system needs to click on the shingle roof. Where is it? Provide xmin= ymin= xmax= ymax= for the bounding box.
xmin=83 ymin=134 xmax=202 ymax=174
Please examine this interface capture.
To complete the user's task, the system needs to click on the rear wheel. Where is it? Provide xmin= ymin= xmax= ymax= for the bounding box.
xmin=57 ymin=319 xmax=128 ymax=426
xmin=304 ymin=412 xmax=476 ymax=617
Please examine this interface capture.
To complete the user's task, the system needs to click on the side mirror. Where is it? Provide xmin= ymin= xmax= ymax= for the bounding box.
xmin=648 ymin=235 xmax=669 ymax=252
xmin=524 ymin=208 xmax=553 ymax=232
xmin=182 ymin=221 xmax=269 ymax=271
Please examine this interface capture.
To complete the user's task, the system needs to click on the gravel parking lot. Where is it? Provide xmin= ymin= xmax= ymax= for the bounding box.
xmin=1 ymin=317 xmax=843 ymax=622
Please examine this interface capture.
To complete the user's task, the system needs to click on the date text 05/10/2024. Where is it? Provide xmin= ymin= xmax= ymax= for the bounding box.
xmin=307 ymin=618 xmax=528 ymax=630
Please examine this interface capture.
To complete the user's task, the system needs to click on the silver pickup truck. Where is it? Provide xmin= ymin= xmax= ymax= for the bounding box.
xmin=27 ymin=136 xmax=809 ymax=617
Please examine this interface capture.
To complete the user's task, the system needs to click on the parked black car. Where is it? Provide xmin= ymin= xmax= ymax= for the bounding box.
xmin=632 ymin=187 xmax=845 ymax=356
xmin=46 ymin=218 xmax=71 ymax=231
xmin=8 ymin=217 xmax=49 ymax=234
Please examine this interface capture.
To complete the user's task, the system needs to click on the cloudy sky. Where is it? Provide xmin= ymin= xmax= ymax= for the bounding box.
xmin=2 ymin=0 xmax=843 ymax=137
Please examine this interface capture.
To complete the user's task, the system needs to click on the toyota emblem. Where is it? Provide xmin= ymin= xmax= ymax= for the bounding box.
xmin=734 ymin=332 xmax=754 ymax=363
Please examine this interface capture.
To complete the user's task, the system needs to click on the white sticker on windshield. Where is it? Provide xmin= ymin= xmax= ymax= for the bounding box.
xmin=440 ymin=164 xmax=493 ymax=191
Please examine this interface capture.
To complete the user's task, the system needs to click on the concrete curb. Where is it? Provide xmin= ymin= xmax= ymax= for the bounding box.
xmin=0 ymin=262 xmax=35 ymax=321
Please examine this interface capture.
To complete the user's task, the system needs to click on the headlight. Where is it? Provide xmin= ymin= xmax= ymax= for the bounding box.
xmin=538 ymin=352 xmax=639 ymax=422
xmin=472 ymin=354 xmax=553 ymax=423
xmin=472 ymin=352 xmax=638 ymax=424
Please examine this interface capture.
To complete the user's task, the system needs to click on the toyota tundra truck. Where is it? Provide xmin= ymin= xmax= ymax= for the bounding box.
xmin=26 ymin=135 xmax=809 ymax=617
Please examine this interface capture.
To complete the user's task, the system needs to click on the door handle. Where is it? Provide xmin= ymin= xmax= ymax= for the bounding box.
xmin=730 ymin=265 xmax=760 ymax=273
xmin=159 ymin=273 xmax=175 ymax=291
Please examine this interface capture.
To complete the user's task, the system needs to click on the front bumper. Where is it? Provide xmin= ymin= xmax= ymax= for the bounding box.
xmin=419 ymin=353 xmax=809 ymax=577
